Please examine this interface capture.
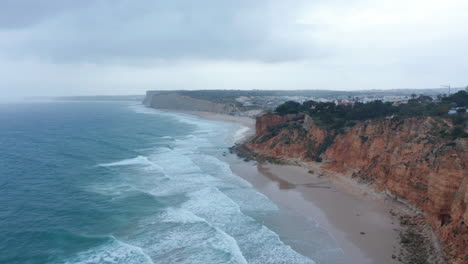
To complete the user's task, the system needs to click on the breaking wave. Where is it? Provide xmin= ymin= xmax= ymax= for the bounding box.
xmin=98 ymin=156 xmax=153 ymax=167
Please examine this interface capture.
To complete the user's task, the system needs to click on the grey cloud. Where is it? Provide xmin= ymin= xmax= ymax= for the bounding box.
xmin=0 ymin=0 xmax=320 ymax=63
xmin=0 ymin=0 xmax=93 ymax=29
xmin=2 ymin=0 xmax=466 ymax=99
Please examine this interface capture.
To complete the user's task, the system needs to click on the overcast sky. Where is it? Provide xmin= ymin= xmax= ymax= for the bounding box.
xmin=0 ymin=0 xmax=467 ymax=99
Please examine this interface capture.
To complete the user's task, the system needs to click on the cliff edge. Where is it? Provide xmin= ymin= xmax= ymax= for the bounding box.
xmin=243 ymin=113 xmax=467 ymax=264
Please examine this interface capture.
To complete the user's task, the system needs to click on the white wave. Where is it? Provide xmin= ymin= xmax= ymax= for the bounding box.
xmin=188 ymin=154 xmax=279 ymax=212
xmin=88 ymin=183 xmax=136 ymax=196
xmin=65 ymin=236 xmax=154 ymax=264
xmin=189 ymin=154 xmax=252 ymax=187
xmin=161 ymin=208 xmax=205 ymax=224
xmin=223 ymin=188 xmax=278 ymax=212
xmin=212 ymin=226 xmax=248 ymax=264
xmin=140 ymin=221 xmax=248 ymax=264
xmin=239 ymin=225 xmax=316 ymax=264
xmin=130 ymin=104 xmax=202 ymax=125
xmin=183 ymin=187 xmax=243 ymax=215
xmin=128 ymin=104 xmax=160 ymax=115
xmin=159 ymin=207 xmax=248 ymax=264
xmin=125 ymin=104 xmax=319 ymax=263
xmin=178 ymin=187 xmax=315 ymax=264
xmin=232 ymin=125 xmax=250 ymax=144
xmin=130 ymin=104 xmax=226 ymax=137
xmin=134 ymin=147 xmax=156 ymax=152
xmin=98 ymin=156 xmax=152 ymax=167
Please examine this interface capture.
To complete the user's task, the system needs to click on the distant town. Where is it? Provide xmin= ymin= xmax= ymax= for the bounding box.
xmin=233 ymin=88 xmax=467 ymax=111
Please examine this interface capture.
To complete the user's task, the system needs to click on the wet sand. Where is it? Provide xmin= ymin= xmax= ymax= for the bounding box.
xmin=226 ymin=158 xmax=404 ymax=264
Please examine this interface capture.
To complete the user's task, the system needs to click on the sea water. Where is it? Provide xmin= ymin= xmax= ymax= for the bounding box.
xmin=0 ymin=101 xmax=344 ymax=264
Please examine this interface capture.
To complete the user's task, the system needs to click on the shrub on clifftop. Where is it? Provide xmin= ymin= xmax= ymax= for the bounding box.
xmin=275 ymin=101 xmax=303 ymax=114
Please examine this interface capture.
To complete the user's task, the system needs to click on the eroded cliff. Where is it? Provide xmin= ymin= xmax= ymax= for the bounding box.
xmin=245 ymin=114 xmax=467 ymax=264
xmin=144 ymin=91 xmax=240 ymax=114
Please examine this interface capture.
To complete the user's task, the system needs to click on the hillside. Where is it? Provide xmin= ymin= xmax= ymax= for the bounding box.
xmin=143 ymin=91 xmax=241 ymax=114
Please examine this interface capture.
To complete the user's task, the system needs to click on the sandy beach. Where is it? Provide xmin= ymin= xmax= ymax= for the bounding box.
xmin=173 ymin=110 xmax=405 ymax=264
xmin=230 ymin=161 xmax=404 ymax=264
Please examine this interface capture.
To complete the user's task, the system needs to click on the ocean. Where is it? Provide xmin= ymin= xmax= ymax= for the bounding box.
xmin=0 ymin=101 xmax=343 ymax=264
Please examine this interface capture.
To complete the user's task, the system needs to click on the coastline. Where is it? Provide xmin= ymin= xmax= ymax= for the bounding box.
xmin=158 ymin=109 xmax=406 ymax=263
xmin=158 ymin=109 xmax=256 ymax=143
xmin=158 ymin=109 xmax=256 ymax=132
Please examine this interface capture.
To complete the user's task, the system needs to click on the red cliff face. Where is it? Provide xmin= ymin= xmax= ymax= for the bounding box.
xmin=249 ymin=114 xmax=329 ymax=161
xmin=246 ymin=114 xmax=467 ymax=263
xmin=255 ymin=114 xmax=296 ymax=134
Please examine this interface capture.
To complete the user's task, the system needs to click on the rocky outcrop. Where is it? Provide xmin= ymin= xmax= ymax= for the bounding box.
xmin=245 ymin=114 xmax=467 ymax=264
xmin=255 ymin=114 xmax=295 ymax=134
xmin=144 ymin=91 xmax=240 ymax=114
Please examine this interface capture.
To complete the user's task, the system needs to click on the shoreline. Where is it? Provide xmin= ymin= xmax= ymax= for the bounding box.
xmin=228 ymin=159 xmax=405 ymax=264
xmin=155 ymin=109 xmax=409 ymax=263
xmin=158 ymin=109 xmax=256 ymax=137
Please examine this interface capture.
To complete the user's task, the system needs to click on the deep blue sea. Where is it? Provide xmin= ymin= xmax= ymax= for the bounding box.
xmin=0 ymin=102 xmax=343 ymax=264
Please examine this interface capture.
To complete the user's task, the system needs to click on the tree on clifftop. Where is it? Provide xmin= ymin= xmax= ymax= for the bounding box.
xmin=275 ymin=101 xmax=302 ymax=114
xmin=442 ymin=90 xmax=468 ymax=107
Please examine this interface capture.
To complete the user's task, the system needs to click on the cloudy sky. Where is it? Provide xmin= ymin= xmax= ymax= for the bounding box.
xmin=0 ymin=0 xmax=467 ymax=99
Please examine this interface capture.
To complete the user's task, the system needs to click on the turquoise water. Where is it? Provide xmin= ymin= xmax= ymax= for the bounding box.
xmin=0 ymin=102 xmax=343 ymax=264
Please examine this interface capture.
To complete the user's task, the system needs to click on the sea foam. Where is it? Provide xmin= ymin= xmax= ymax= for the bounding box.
xmin=232 ymin=125 xmax=250 ymax=144
xmin=98 ymin=156 xmax=153 ymax=167
xmin=91 ymin=104 xmax=317 ymax=264
xmin=65 ymin=237 xmax=154 ymax=264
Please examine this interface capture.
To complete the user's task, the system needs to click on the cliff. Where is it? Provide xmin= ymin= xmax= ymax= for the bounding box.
xmin=144 ymin=91 xmax=240 ymax=114
xmin=245 ymin=114 xmax=467 ymax=264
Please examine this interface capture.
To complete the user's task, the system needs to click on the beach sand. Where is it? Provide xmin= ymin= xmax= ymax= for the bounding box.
xmin=229 ymin=161 xmax=404 ymax=264
xmin=166 ymin=110 xmax=404 ymax=264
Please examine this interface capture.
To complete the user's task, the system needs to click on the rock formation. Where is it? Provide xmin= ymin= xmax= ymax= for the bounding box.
xmin=245 ymin=114 xmax=467 ymax=264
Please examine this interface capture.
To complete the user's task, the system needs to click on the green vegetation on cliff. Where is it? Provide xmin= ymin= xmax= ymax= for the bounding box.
xmin=275 ymin=91 xmax=468 ymax=139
